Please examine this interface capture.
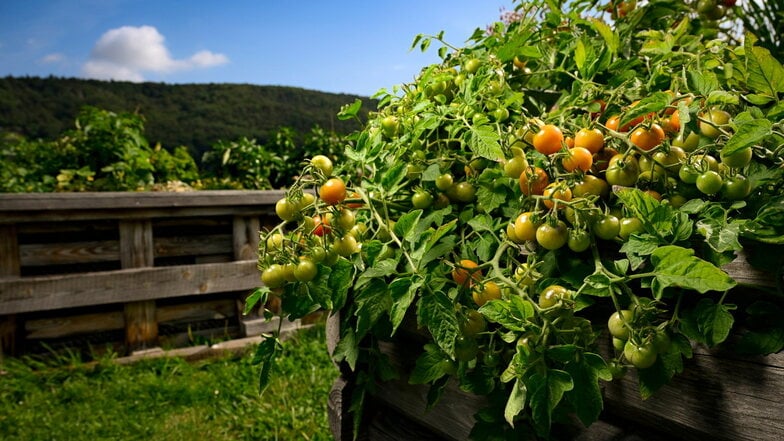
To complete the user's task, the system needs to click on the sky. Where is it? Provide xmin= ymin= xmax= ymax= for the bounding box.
xmin=0 ymin=0 xmax=516 ymax=97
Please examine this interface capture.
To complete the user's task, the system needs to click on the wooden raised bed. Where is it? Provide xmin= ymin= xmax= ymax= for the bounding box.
xmin=0 ymin=190 xmax=285 ymax=356
xmin=325 ymin=256 xmax=784 ymax=441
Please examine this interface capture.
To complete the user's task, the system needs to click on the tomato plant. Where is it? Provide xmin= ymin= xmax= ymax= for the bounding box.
xmin=249 ymin=1 xmax=784 ymax=438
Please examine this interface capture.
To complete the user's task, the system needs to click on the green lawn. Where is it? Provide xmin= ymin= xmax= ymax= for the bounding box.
xmin=0 ymin=324 xmax=336 ymax=441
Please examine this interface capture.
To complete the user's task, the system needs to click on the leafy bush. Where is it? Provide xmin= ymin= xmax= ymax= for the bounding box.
xmin=251 ymin=0 xmax=784 ymax=438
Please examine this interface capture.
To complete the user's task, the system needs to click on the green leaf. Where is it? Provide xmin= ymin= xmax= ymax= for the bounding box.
xmin=721 ymin=117 xmax=772 ymax=156
xmin=410 ymin=343 xmax=450 ymax=384
xmin=381 ymin=161 xmax=408 ymax=191
xmin=354 ymin=279 xmax=391 ymax=339
xmin=394 ymin=209 xmax=423 ymax=242
xmin=679 ymin=298 xmax=736 ymax=347
xmin=620 ymin=91 xmax=671 ymax=128
xmin=575 ymin=39 xmax=587 ymax=76
xmin=649 ymin=246 xmax=737 ymax=294
xmin=389 ymin=277 xmax=422 ymax=334
xmin=328 ymin=258 xmax=353 ymax=311
xmin=333 ymin=325 xmax=359 ymax=371
xmin=687 ymin=70 xmax=720 ymax=96
xmin=479 ymin=298 xmax=531 ymax=332
xmin=504 ymin=379 xmax=527 ymax=427
xmin=696 ymin=218 xmax=745 ymax=254
xmin=706 ymin=90 xmax=739 ymax=106
xmin=736 ymin=328 xmax=784 ymax=355
xmin=565 ymin=356 xmax=604 ymax=426
xmin=528 ymin=369 xmax=574 ymax=438
xmin=252 ymin=335 xmax=282 ymax=394
xmin=337 ymin=99 xmax=363 ymax=120
xmin=580 ymin=272 xmax=613 ymax=297
xmin=418 ymin=290 xmax=460 ymax=355
xmin=591 ymin=18 xmax=618 ymax=54
xmin=468 ymin=124 xmax=504 ymax=160
xmin=244 ymin=287 xmax=268 ymax=315
xmin=745 ymin=32 xmax=784 ymax=96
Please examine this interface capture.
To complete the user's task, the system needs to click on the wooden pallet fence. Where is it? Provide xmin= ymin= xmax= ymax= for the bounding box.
xmin=0 ymin=190 xmax=284 ymax=356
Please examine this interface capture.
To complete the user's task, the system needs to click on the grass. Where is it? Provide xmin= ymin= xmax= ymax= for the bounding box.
xmin=0 ymin=323 xmax=336 ymax=441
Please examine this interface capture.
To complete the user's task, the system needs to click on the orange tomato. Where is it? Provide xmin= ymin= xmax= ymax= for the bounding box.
xmin=562 ymin=147 xmax=594 ymax=172
xmin=519 ymin=166 xmax=550 ymax=196
xmin=533 ymin=124 xmax=564 ymax=155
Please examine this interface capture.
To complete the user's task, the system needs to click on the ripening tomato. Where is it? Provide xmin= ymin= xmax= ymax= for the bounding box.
xmin=312 ymin=214 xmax=331 ymax=236
xmin=293 ymin=258 xmax=319 ymax=282
xmin=320 ymin=177 xmax=347 ymax=205
xmin=538 ymin=284 xmax=570 ymax=308
xmin=572 ymin=175 xmax=610 ymax=199
xmin=574 ymin=128 xmax=605 ymax=153
xmin=567 ymin=228 xmax=591 ymax=252
xmin=699 ymin=108 xmax=732 ymax=139
xmin=562 ymin=147 xmax=594 ymax=172
xmin=311 ymin=155 xmax=334 ymax=176
xmin=452 ymin=259 xmax=482 ymax=287
xmin=533 ymin=124 xmax=564 ymax=155
xmin=519 ymin=167 xmax=550 ymax=195
xmin=536 ymin=220 xmax=568 ymax=250
xmin=542 ymin=182 xmax=573 ymax=209
xmin=608 ymin=310 xmax=634 ymax=340
xmin=605 ymin=154 xmax=640 ymax=187
xmin=261 ymin=264 xmax=288 ymax=288
xmin=630 ymin=123 xmax=665 ymax=151
xmin=514 ymin=212 xmax=542 ymax=242
xmin=593 ymin=214 xmax=621 ymax=240
xmin=275 ymin=198 xmax=299 ymax=222
xmin=472 ymin=281 xmax=502 ymax=307
xmin=504 ymin=156 xmax=529 ymax=179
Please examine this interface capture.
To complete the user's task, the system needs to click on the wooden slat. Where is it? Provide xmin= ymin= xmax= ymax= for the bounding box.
xmin=156 ymin=299 xmax=237 ymax=324
xmin=120 ymin=220 xmax=157 ymax=350
xmin=0 ymin=190 xmax=285 ymax=212
xmin=602 ymin=348 xmax=784 ymax=441
xmin=233 ymin=216 xmax=261 ymax=261
xmin=20 ymin=241 xmax=120 ymax=266
xmin=25 ymin=310 xmax=125 ymax=339
xmin=0 ymin=260 xmax=259 ymax=314
xmin=18 ymin=234 xmax=235 ymax=266
xmin=0 ymin=225 xmax=21 ymax=278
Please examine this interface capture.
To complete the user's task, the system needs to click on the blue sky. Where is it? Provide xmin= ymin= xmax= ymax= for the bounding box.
xmin=0 ymin=1 xmax=516 ymax=96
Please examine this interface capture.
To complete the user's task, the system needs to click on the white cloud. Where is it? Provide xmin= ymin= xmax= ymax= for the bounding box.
xmin=82 ymin=25 xmax=228 ymax=82
xmin=40 ymin=53 xmax=65 ymax=64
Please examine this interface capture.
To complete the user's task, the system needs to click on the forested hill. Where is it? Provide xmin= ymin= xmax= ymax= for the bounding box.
xmin=0 ymin=76 xmax=375 ymax=155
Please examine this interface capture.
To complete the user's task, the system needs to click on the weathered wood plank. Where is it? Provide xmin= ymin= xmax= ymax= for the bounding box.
xmin=0 ymin=190 xmax=285 ymax=211
xmin=0 ymin=225 xmax=20 ymax=356
xmin=156 ymin=299 xmax=237 ymax=324
xmin=18 ymin=234 xmax=235 ymax=267
xmin=120 ymin=220 xmax=157 ymax=349
xmin=233 ymin=216 xmax=260 ymax=261
xmin=602 ymin=348 xmax=784 ymax=441
xmin=0 ymin=206 xmax=273 ymax=224
xmin=0 ymin=260 xmax=259 ymax=314
xmin=25 ymin=310 xmax=125 ymax=339
xmin=19 ymin=241 xmax=121 ymax=266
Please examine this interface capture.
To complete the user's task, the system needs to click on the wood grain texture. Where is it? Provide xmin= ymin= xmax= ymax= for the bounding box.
xmin=0 ymin=225 xmax=20 ymax=277
xmin=233 ymin=216 xmax=260 ymax=261
xmin=0 ymin=260 xmax=259 ymax=314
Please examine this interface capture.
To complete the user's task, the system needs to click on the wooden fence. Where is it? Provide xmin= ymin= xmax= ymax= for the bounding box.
xmin=0 ymin=190 xmax=284 ymax=356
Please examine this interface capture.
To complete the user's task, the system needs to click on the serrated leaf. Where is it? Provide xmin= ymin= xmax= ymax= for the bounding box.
xmin=468 ymin=125 xmax=504 ymax=160
xmin=565 ymin=357 xmax=604 ymax=426
xmin=418 ymin=290 xmax=460 ymax=355
xmin=745 ymin=32 xmax=784 ymax=96
xmin=706 ymin=90 xmax=739 ymax=105
xmin=696 ymin=218 xmax=745 ymax=254
xmin=505 ymin=379 xmax=527 ymax=427
xmin=354 ymin=278 xmax=391 ymax=339
xmin=650 ymin=246 xmax=737 ymax=294
xmin=479 ymin=298 xmax=531 ymax=331
xmin=389 ymin=277 xmax=421 ymax=334
xmin=333 ymin=325 xmax=359 ymax=371
xmin=528 ymin=369 xmax=574 ymax=438
xmin=620 ymin=91 xmax=671 ymax=128
xmin=394 ymin=209 xmax=423 ymax=242
xmin=328 ymin=258 xmax=353 ymax=311
xmin=252 ymin=336 xmax=282 ymax=394
xmin=580 ymin=273 xmax=613 ymax=297
xmin=337 ymin=98 xmax=363 ymax=120
xmin=688 ymin=70 xmax=720 ymax=96
xmin=244 ymin=287 xmax=268 ymax=315
xmin=680 ymin=298 xmax=736 ymax=347
xmin=722 ymin=118 xmax=772 ymax=156
xmin=591 ymin=18 xmax=618 ymax=53
xmin=410 ymin=343 xmax=449 ymax=384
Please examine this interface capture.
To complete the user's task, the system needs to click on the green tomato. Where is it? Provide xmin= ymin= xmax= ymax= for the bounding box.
xmin=624 ymin=341 xmax=658 ymax=369
xmin=619 ymin=217 xmax=644 ymax=240
xmin=293 ymin=258 xmax=318 ymax=282
xmin=605 ymin=154 xmax=640 ymax=187
xmin=275 ymin=198 xmax=299 ymax=222
xmin=310 ymin=155 xmax=334 ymax=176
xmin=593 ymin=214 xmax=621 ymax=240
xmin=721 ymin=174 xmax=751 ymax=200
xmin=448 ymin=181 xmax=476 ymax=203
xmin=454 ymin=336 xmax=479 ymax=362
xmin=567 ymin=228 xmax=591 ymax=252
xmin=696 ymin=170 xmax=723 ymax=195
xmin=538 ymin=285 xmax=569 ymax=308
xmin=435 ymin=173 xmax=454 ymax=191
xmin=536 ymin=220 xmax=568 ymax=250
xmin=412 ymin=190 xmax=434 ymax=209
xmin=720 ymin=146 xmax=752 ymax=169
xmin=504 ymin=156 xmax=528 ymax=179
xmin=261 ymin=264 xmax=287 ymax=288
xmin=608 ymin=310 xmax=634 ymax=340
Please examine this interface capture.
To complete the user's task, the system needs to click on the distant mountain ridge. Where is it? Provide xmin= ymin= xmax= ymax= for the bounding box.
xmin=0 ymin=76 xmax=375 ymax=157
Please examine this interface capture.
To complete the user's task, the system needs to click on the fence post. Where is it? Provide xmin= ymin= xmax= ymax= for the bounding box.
xmin=0 ymin=225 xmax=20 ymax=359
xmin=119 ymin=220 xmax=157 ymax=352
